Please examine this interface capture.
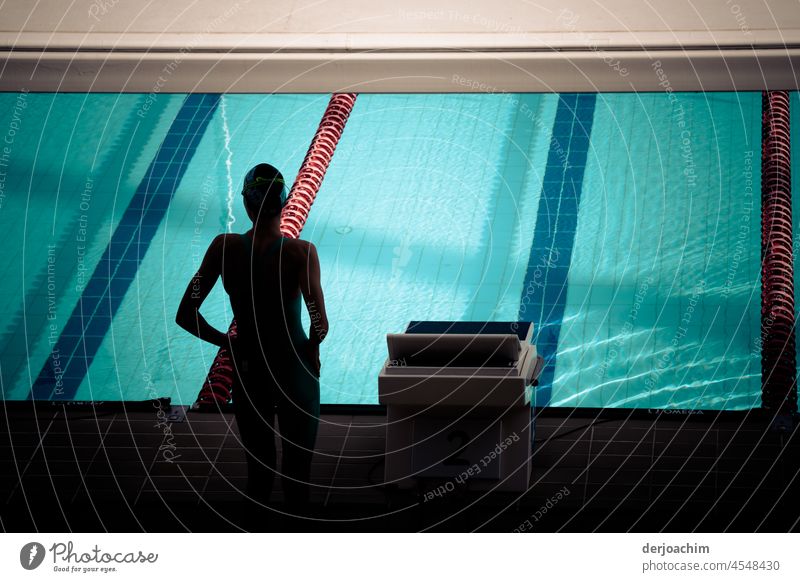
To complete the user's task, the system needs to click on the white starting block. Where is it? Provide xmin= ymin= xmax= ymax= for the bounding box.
xmin=378 ymin=321 xmax=543 ymax=493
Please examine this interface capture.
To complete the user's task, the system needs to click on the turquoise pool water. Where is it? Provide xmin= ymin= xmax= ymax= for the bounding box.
xmin=0 ymin=91 xmax=786 ymax=408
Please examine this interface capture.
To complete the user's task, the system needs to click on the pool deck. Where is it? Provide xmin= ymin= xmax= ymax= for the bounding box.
xmin=1 ymin=402 xmax=798 ymax=532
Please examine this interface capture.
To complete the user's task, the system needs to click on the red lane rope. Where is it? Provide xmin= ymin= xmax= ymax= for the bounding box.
xmin=761 ymin=90 xmax=797 ymax=413
xmin=195 ymin=93 xmax=358 ymax=409
xmin=281 ymin=93 xmax=358 ymax=238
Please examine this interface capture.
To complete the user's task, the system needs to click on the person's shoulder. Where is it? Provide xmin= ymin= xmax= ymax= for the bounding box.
xmin=282 ymin=238 xmax=319 ymax=266
xmin=209 ymin=233 xmax=245 ymax=254
xmin=211 ymin=233 xmax=243 ymax=247
xmin=283 ymin=237 xmax=316 ymax=255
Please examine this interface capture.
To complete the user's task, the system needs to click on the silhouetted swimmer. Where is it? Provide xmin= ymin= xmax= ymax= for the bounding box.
xmin=176 ymin=163 xmax=328 ymax=523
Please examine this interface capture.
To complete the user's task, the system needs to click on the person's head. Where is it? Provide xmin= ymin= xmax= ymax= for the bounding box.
xmin=241 ymin=163 xmax=287 ymax=225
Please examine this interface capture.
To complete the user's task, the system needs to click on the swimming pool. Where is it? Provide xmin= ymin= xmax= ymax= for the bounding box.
xmin=0 ymin=91 xmax=790 ymax=408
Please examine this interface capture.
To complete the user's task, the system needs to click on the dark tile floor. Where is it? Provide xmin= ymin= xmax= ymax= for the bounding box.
xmin=1 ymin=402 xmax=798 ymax=532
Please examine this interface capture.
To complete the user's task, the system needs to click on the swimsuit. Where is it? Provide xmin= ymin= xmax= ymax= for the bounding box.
xmin=225 ymin=233 xmax=320 ymax=509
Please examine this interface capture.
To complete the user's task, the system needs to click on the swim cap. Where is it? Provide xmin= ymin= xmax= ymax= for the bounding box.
xmin=241 ymin=163 xmax=287 ymax=215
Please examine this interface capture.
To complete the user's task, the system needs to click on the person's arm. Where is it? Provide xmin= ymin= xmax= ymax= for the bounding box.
xmin=299 ymin=242 xmax=328 ymax=345
xmin=175 ymin=234 xmax=229 ymax=348
xmin=299 ymin=242 xmax=327 ymax=377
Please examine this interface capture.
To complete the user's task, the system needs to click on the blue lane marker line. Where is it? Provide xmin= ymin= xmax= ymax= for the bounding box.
xmin=518 ymin=93 xmax=597 ymax=407
xmin=30 ymin=94 xmax=221 ymax=400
